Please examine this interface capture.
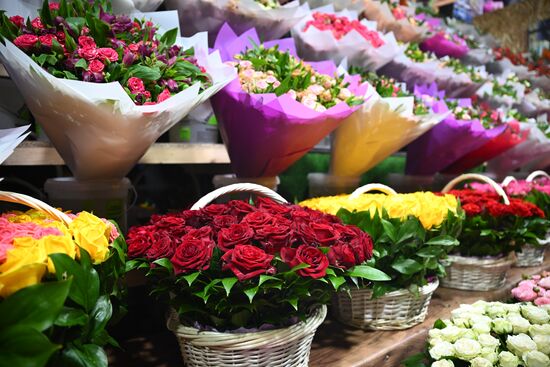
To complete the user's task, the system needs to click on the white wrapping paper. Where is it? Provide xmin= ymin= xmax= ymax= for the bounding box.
xmin=0 ymin=11 xmax=236 ymax=180
xmin=291 ymin=5 xmax=403 ymax=71
xmin=300 ymin=0 xmax=365 ymax=11
xmin=0 ymin=126 xmax=30 ymax=165
xmin=476 ymin=76 xmax=526 ymax=109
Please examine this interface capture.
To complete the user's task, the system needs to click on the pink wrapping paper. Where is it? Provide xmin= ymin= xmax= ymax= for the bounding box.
xmin=420 ymin=33 xmax=469 ymax=59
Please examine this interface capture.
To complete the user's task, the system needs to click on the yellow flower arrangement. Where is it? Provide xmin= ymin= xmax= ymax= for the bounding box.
xmin=300 ymin=192 xmax=459 ymax=229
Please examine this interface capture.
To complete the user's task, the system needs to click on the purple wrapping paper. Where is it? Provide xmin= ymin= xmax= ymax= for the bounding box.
xmin=420 ymin=33 xmax=469 ymax=59
xmin=405 ymin=84 xmax=506 ymax=175
xmin=210 ymin=24 xmax=368 ymax=177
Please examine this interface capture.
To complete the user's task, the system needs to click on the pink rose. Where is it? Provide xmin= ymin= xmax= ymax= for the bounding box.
xmin=78 ymin=36 xmax=96 ymax=49
xmin=38 ymin=34 xmax=57 ymax=48
xmin=538 ymin=277 xmax=550 ymax=289
xmin=49 ymin=2 xmax=60 ymax=10
xmin=157 ymin=88 xmax=171 ymax=103
xmin=127 ymin=43 xmax=139 ymax=53
xmin=511 ymin=285 xmax=538 ymax=302
xmin=534 ymin=297 xmax=550 ymax=306
xmin=14 ymin=34 xmax=39 ymax=50
xmin=9 ymin=16 xmax=24 ymax=28
xmin=127 ymin=77 xmax=145 ymax=93
xmin=88 ymin=59 xmax=105 ymax=73
xmin=78 ymin=47 xmax=98 ymax=60
xmin=31 ymin=17 xmax=43 ymax=29
xmin=98 ymin=47 xmax=119 ymax=62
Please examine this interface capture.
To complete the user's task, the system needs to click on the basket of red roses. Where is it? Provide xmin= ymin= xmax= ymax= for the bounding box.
xmin=126 ymin=183 xmax=388 ymax=367
xmin=441 ymin=173 xmax=547 ymax=291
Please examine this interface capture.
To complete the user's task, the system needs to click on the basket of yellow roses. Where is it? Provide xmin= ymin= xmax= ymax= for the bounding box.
xmin=300 ymin=184 xmax=463 ymax=330
xmin=0 ymin=191 xmax=126 ymax=367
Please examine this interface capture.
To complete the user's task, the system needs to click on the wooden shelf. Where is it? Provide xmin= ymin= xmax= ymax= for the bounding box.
xmin=3 ymin=141 xmax=230 ymax=166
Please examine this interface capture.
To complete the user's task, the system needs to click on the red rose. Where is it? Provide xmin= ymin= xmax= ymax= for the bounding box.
xmin=145 ymin=231 xmax=176 ymax=260
xmin=292 ymin=222 xmax=318 ymax=246
xmin=78 ymin=35 xmax=96 ymax=49
xmin=78 ymin=47 xmax=98 ymax=60
xmin=157 ymin=88 xmax=171 ymax=103
xmin=38 ymin=34 xmax=57 ymax=48
xmin=152 ymin=215 xmax=188 ymax=237
xmin=462 ymin=203 xmax=482 ymax=216
xmin=217 ymin=223 xmax=254 ymax=252
xmin=127 ymin=225 xmax=156 ymax=258
xmin=255 ymin=223 xmax=293 ymax=254
xmin=212 ymin=215 xmax=238 ymax=231
xmin=180 ymin=209 xmax=211 ymax=228
xmin=281 ymin=245 xmax=329 ymax=279
xmin=242 ymin=211 xmax=274 ymax=230
xmin=309 ymin=222 xmax=340 ymax=247
xmin=184 ymin=226 xmax=214 ymax=241
xmin=486 ymin=200 xmax=512 ymax=217
xmin=256 ymin=197 xmax=291 ymax=217
xmin=328 ymin=242 xmax=356 ymax=270
xmin=201 ymin=203 xmax=230 ymax=217
xmin=221 ymin=244 xmax=274 ymax=281
xmin=171 ymin=238 xmax=213 ymax=274
xmin=98 ymin=47 xmax=119 ymax=62
xmin=349 ymin=230 xmax=373 ymax=264
xmin=127 ymin=77 xmax=145 ymax=93
xmin=9 ymin=16 xmax=24 ymax=28
xmin=13 ymin=34 xmax=38 ymax=50
xmin=88 ymin=59 xmax=105 ymax=73
xmin=289 ymin=208 xmax=312 ymax=224
xmin=49 ymin=2 xmax=60 ymax=10
xmin=227 ymin=200 xmax=256 ymax=219
xmin=31 ymin=17 xmax=43 ymax=29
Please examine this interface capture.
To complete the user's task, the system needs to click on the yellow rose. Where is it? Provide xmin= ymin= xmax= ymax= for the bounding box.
xmin=41 ymin=235 xmax=77 ymax=273
xmin=0 ymin=263 xmax=47 ymax=298
xmin=69 ymin=212 xmax=111 ymax=264
xmin=0 ymin=244 xmax=48 ymax=274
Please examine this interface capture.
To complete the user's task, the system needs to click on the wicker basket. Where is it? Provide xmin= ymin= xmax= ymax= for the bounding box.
xmin=167 ymin=306 xmax=327 ymax=367
xmin=515 ymin=245 xmax=547 ymax=267
xmin=332 ymin=279 xmax=439 ymax=330
xmin=440 ymin=254 xmax=515 ymax=291
xmin=0 ymin=190 xmax=72 ymax=223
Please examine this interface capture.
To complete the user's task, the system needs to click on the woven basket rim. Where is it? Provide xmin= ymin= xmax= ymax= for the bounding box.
xmin=341 ymin=278 xmax=439 ymax=298
xmin=447 ymin=253 xmax=515 ymax=266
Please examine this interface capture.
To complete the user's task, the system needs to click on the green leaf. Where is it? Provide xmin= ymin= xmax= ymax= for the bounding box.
xmin=0 ymin=325 xmax=61 ymax=367
xmin=328 ymin=275 xmax=346 ymax=291
xmin=425 ymin=236 xmax=459 ymax=247
xmin=221 ymin=277 xmax=238 ymax=296
xmin=89 ymin=295 xmax=113 ymax=340
xmin=0 ymin=279 xmax=71 ymax=331
xmin=401 ymin=353 xmax=428 ymax=367
xmin=347 ymin=265 xmax=391 ymax=281
xmin=181 ymin=272 xmax=200 ymax=286
xmin=128 ymin=65 xmax=162 ymax=82
xmin=289 ymin=263 xmax=310 ymax=272
xmin=381 ymin=219 xmax=397 ymax=243
xmin=54 ymin=307 xmax=88 ymax=327
xmin=75 ymin=58 xmax=88 ymax=70
xmin=40 ymin=0 xmax=53 ymax=26
xmin=433 ymin=319 xmax=447 ymax=329
xmin=258 ymin=275 xmax=280 ymax=286
xmin=159 ymin=28 xmax=178 ymax=46
xmin=416 ymin=246 xmax=445 ymax=258
xmin=391 ymin=258 xmax=423 ymax=275
xmin=287 ymin=297 xmax=299 ymax=311
xmin=61 ymin=344 xmax=108 ymax=367
xmin=153 ymin=258 xmax=173 ymax=274
xmin=65 ymin=17 xmax=86 ymax=35
xmin=243 ymin=286 xmax=259 ymax=303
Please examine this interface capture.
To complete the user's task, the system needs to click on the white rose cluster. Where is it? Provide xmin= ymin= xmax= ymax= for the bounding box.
xmin=427 ymin=301 xmax=550 ymax=367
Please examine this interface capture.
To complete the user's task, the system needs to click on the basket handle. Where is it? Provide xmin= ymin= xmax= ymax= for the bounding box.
xmin=526 ymin=170 xmax=549 ymax=182
xmin=501 ymin=176 xmax=516 ymax=187
xmin=441 ymin=173 xmax=510 ymax=205
xmin=0 ymin=191 xmax=73 ymax=224
xmin=190 ymin=183 xmax=288 ymax=210
xmin=349 ymin=183 xmax=397 ymax=200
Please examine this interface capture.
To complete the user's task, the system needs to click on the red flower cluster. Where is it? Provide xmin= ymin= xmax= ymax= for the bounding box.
xmin=449 ymin=189 xmax=545 ymax=218
xmin=493 ymin=47 xmax=550 ymax=77
xmin=127 ymin=198 xmax=373 ymax=281
xmin=304 ymin=12 xmax=385 ymax=47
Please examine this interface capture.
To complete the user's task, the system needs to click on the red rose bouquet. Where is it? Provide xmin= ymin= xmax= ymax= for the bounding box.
xmin=126 ymin=195 xmax=389 ymax=331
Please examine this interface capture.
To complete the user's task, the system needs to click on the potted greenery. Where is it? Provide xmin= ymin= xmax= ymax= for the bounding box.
xmin=300 ymin=183 xmax=463 ymax=330
xmin=126 ymin=183 xmax=388 ymax=366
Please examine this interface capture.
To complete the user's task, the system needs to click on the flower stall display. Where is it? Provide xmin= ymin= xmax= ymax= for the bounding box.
xmin=301 ymin=184 xmax=463 ymax=329
xmin=329 ymin=69 xmax=446 ymax=179
xmin=290 ymin=6 xmax=402 ymax=71
xmin=420 ymin=32 xmax=469 ymax=59
xmin=0 ymin=191 xmax=126 ymax=367
xmin=299 ymin=0 xmax=366 ymax=12
xmin=441 ymin=174 xmax=548 ymax=291
xmin=162 ymin=0 xmax=309 ymax=46
xmin=126 ymin=183 xmax=389 ymax=365
xmin=0 ymin=0 xmax=235 ymax=180
xmin=477 ymin=73 xmax=527 ymax=109
xmin=210 ymin=24 xmax=368 ymax=178
xmin=0 ymin=125 xmax=30 ymax=165
xmin=361 ymin=0 xmax=430 ymax=43
xmin=406 ymin=300 xmax=550 ymax=367
xmin=512 ymin=272 xmax=550 ymax=306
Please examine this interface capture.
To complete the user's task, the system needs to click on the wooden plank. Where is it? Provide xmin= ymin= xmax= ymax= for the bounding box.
xmin=3 ymin=141 xmax=230 ymax=166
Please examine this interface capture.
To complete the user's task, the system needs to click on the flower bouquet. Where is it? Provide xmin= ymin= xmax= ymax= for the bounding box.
xmin=0 ymin=0 xmax=235 ymax=180
xmin=162 ymin=0 xmax=309 ymax=46
xmin=0 ymin=191 xmax=126 ymax=367
xmin=420 ymin=32 xmax=469 ymax=59
xmin=407 ymin=300 xmax=550 ymax=367
xmin=329 ymin=69 xmax=446 ymax=179
xmin=301 ymin=184 xmax=463 ymax=330
xmin=210 ymin=24 xmax=368 ymax=178
xmin=516 ymin=81 xmax=550 ymax=118
xmin=477 ymin=73 xmax=526 ymax=109
xmin=126 ymin=183 xmax=388 ymax=365
xmin=360 ymin=0 xmax=429 ymax=43
xmin=441 ymin=174 xmax=548 ymax=291
xmin=290 ymin=6 xmax=402 ymax=71
xmin=512 ymin=272 xmax=550 ymax=306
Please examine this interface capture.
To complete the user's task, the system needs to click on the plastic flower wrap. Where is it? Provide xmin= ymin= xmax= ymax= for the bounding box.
xmin=360 ymin=0 xmax=429 ymax=43
xmin=420 ymin=32 xmax=469 ymax=59
xmin=406 ymin=84 xmax=508 ymax=175
xmin=419 ymin=301 xmax=550 ymax=367
xmin=477 ymin=73 xmax=526 ymax=109
xmin=0 ymin=1 xmax=236 ymax=180
xmin=300 ymin=0 xmax=366 ymax=11
xmin=162 ymin=0 xmax=309 ymax=46
xmin=512 ymin=272 xmax=550 ymax=306
xmin=329 ymin=69 xmax=447 ymax=177
xmin=291 ymin=5 xmax=402 ymax=71
xmin=210 ymin=24 xmax=369 ymax=178
xmin=516 ymin=81 xmax=550 ymax=118
xmin=0 ymin=125 xmax=30 ymax=165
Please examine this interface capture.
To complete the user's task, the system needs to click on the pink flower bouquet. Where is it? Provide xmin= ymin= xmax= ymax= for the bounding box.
xmin=512 ymin=272 xmax=550 ymax=306
xmin=420 ymin=32 xmax=469 ymax=59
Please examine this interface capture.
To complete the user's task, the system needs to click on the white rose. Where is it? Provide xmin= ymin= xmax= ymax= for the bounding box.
xmin=429 ymin=329 xmax=443 ymax=340
xmin=477 ymin=334 xmax=500 ymax=349
xmin=441 ymin=326 xmax=465 ymax=343
xmin=533 ymin=334 xmax=550 ymax=355
xmin=461 ymin=329 xmax=476 ymax=340
xmin=469 ymin=357 xmax=492 ymax=367
xmin=492 ymin=318 xmax=513 ymax=334
xmin=521 ymin=305 xmax=550 ymax=325
xmin=472 ymin=300 xmax=489 ymax=310
xmin=429 ymin=337 xmax=444 ymax=347
xmin=503 ymin=304 xmax=521 ymax=314
xmin=529 ymin=324 xmax=550 ymax=338
xmin=454 ymin=338 xmax=481 ymax=361
xmin=506 ymin=333 xmax=538 ymax=356
xmin=487 ymin=304 xmax=507 ymax=318
xmin=480 ymin=349 xmax=498 ymax=364
xmin=522 ymin=350 xmax=550 ymax=367
xmin=472 ymin=321 xmax=492 ymax=335
xmin=429 ymin=341 xmax=455 ymax=360
xmin=508 ymin=314 xmax=532 ymax=334
xmin=451 ymin=318 xmax=470 ymax=328
xmin=498 ymin=351 xmax=520 ymax=367
xmin=431 ymin=360 xmax=454 ymax=367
